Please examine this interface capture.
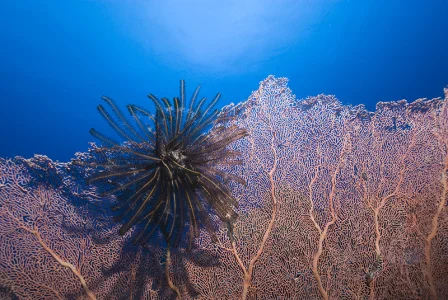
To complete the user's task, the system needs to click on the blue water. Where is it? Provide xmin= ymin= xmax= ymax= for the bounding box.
xmin=1 ymin=0 xmax=447 ymax=161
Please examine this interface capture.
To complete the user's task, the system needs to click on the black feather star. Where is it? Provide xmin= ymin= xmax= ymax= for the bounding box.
xmin=80 ymin=80 xmax=247 ymax=248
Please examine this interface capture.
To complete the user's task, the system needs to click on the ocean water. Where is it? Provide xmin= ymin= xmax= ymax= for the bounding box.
xmin=1 ymin=1 xmax=448 ymax=299
xmin=1 ymin=0 xmax=447 ymax=161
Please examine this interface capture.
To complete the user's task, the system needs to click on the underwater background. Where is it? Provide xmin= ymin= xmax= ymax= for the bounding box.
xmin=1 ymin=1 xmax=448 ymax=300
xmin=1 ymin=0 xmax=447 ymax=161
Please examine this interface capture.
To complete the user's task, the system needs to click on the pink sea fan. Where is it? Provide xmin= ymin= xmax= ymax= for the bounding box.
xmin=1 ymin=76 xmax=447 ymax=299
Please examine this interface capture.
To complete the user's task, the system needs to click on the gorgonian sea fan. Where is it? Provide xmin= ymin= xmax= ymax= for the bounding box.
xmin=79 ymin=80 xmax=247 ymax=248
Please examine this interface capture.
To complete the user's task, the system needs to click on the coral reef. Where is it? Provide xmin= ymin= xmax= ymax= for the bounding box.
xmin=1 ymin=76 xmax=447 ymax=299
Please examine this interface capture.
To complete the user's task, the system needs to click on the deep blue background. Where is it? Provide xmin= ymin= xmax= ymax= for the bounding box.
xmin=1 ymin=0 xmax=447 ymax=161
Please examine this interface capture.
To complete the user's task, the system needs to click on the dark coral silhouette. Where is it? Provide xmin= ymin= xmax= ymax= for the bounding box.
xmin=74 ymin=80 xmax=247 ymax=250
